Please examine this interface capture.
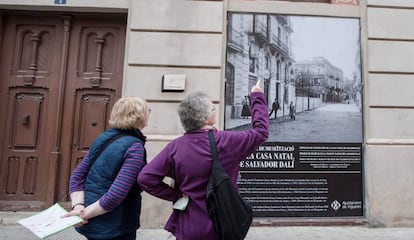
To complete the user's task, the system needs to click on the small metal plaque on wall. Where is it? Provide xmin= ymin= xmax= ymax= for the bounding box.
xmin=162 ymin=74 xmax=186 ymax=92
xmin=54 ymin=0 xmax=67 ymax=4
xmin=331 ymin=0 xmax=359 ymax=5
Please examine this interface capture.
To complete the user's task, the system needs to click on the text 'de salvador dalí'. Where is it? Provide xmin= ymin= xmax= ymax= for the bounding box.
xmin=238 ymin=142 xmax=363 ymax=217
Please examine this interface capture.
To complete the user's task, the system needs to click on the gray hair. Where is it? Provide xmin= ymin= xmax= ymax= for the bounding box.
xmin=178 ymin=91 xmax=211 ymax=132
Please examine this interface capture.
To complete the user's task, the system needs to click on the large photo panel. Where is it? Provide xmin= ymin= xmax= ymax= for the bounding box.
xmin=225 ymin=13 xmax=363 ymax=217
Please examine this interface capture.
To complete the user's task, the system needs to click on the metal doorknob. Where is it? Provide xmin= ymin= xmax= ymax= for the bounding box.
xmin=22 ymin=114 xmax=30 ymax=126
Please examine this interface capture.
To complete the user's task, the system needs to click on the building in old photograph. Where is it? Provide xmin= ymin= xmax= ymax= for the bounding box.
xmin=0 ymin=0 xmax=413 ymax=229
xmin=291 ymin=57 xmax=345 ymax=111
xmin=226 ymin=13 xmax=294 ymax=124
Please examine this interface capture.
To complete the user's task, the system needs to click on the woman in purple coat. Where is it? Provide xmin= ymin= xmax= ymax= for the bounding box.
xmin=138 ymin=80 xmax=269 ymax=240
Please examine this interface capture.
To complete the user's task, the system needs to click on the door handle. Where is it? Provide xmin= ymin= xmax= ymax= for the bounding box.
xmin=22 ymin=113 xmax=30 ymax=126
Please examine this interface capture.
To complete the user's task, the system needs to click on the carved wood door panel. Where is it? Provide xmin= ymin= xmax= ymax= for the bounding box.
xmin=0 ymin=14 xmax=64 ymax=209
xmin=0 ymin=12 xmax=126 ymax=209
xmin=55 ymin=15 xmax=126 ymax=202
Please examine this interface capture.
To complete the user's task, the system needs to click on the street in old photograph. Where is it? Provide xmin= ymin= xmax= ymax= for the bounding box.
xmin=228 ymin=101 xmax=362 ymax=143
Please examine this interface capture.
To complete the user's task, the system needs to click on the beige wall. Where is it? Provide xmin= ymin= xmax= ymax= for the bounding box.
xmin=126 ymin=0 xmax=414 ymax=228
xmin=366 ymin=0 xmax=414 ymax=226
xmin=1 ymin=0 xmax=413 ymax=228
xmin=0 ymin=0 xmax=128 ymax=12
xmin=123 ymin=0 xmax=225 ymax=228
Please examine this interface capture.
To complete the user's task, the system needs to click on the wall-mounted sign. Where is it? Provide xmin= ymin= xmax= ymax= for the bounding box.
xmin=331 ymin=0 xmax=359 ymax=5
xmin=238 ymin=142 xmax=363 ymax=217
xmin=162 ymin=74 xmax=185 ymax=92
xmin=225 ymin=12 xmax=363 ymax=218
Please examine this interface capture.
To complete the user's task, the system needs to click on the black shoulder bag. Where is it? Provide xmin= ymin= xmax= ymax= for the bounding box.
xmin=206 ymin=131 xmax=253 ymax=240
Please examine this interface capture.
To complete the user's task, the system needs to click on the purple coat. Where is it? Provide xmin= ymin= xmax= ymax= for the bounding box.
xmin=138 ymin=92 xmax=269 ymax=240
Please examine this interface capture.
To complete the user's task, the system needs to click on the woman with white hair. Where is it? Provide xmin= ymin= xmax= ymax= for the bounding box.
xmin=138 ymin=80 xmax=269 ymax=240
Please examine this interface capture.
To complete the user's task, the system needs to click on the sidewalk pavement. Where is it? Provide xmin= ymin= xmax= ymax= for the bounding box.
xmin=2 ymin=211 xmax=414 ymax=240
xmin=226 ymin=114 xmax=291 ymax=129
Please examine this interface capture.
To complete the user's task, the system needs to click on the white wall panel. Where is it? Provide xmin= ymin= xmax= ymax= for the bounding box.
xmin=228 ymin=0 xmax=360 ymax=17
xmin=144 ymin=140 xmax=169 ymax=161
xmin=363 ymin=2 xmax=414 ymax=227
xmin=140 ymin=192 xmax=170 ymax=228
xmin=368 ymin=8 xmax=414 ymax=39
xmin=130 ymin=0 xmax=223 ymax=32
xmin=367 ymin=0 xmax=414 ymax=8
xmin=366 ymin=146 xmax=414 ymax=226
xmin=368 ymin=74 xmax=414 ymax=107
xmin=124 ymin=66 xmax=221 ymax=101
xmin=367 ymin=108 xmax=414 ymax=141
xmin=143 ymin=102 xmax=221 ymax=136
xmin=144 ymin=102 xmax=182 ymax=135
xmin=368 ymin=40 xmax=414 ymax=73
xmin=128 ymin=32 xmax=223 ymax=67
xmin=139 ymin=141 xmax=172 ymax=228
xmin=0 ymin=0 xmax=128 ymax=10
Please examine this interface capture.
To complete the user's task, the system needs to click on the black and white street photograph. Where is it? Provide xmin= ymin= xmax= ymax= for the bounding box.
xmin=225 ymin=13 xmax=363 ymax=143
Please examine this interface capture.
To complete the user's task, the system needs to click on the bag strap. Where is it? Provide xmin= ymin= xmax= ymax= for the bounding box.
xmin=87 ymin=132 xmax=132 ymax=169
xmin=208 ymin=131 xmax=219 ymax=164
xmin=208 ymin=131 xmax=222 ymax=187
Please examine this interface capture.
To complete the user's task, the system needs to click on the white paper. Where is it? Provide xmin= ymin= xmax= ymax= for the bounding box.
xmin=173 ymin=196 xmax=189 ymax=211
xmin=17 ymin=203 xmax=83 ymax=239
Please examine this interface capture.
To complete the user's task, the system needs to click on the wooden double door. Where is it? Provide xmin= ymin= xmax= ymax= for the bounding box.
xmin=0 ymin=11 xmax=126 ymax=210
